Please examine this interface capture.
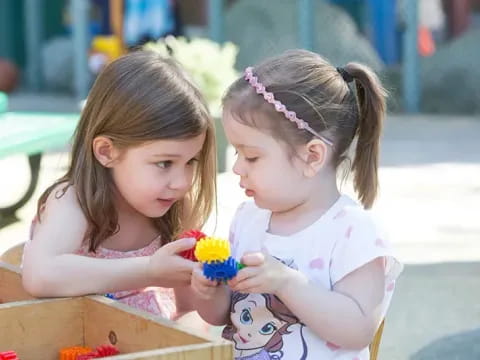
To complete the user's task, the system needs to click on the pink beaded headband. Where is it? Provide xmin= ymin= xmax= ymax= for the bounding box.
xmin=244 ymin=67 xmax=333 ymax=146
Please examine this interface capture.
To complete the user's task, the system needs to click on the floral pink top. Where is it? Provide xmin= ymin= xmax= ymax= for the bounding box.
xmin=26 ymin=209 xmax=177 ymax=319
xmin=75 ymin=238 xmax=177 ymax=319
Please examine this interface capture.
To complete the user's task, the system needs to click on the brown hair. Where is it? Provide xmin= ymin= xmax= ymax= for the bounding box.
xmin=37 ymin=50 xmax=217 ymax=251
xmin=223 ymin=49 xmax=386 ymax=208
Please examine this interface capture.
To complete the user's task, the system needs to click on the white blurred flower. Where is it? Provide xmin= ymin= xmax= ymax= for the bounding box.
xmin=145 ymin=36 xmax=239 ymax=116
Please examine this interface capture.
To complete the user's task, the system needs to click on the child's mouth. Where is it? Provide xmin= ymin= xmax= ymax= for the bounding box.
xmin=157 ymin=198 xmax=175 ymax=206
xmin=245 ymin=189 xmax=254 ymax=197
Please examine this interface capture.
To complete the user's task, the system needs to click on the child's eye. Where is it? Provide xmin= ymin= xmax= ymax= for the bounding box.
xmin=187 ymin=158 xmax=199 ymax=166
xmin=234 ymin=149 xmax=257 ymax=162
xmin=156 ymin=161 xmax=172 ymax=169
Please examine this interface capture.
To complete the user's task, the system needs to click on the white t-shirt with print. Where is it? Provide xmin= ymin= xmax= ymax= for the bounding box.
xmin=222 ymin=195 xmax=403 ymax=360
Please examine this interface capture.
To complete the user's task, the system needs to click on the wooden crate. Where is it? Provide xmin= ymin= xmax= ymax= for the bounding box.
xmin=0 ymin=242 xmax=24 ymax=267
xmin=0 ymin=263 xmax=233 ymax=359
xmin=0 ymin=261 xmax=33 ymax=303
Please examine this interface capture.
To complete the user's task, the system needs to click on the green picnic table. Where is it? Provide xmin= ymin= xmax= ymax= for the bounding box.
xmin=0 ymin=92 xmax=79 ymax=219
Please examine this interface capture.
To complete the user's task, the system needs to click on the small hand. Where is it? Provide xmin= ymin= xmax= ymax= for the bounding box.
xmin=228 ymin=252 xmax=296 ymax=295
xmin=191 ymin=263 xmax=222 ymax=300
xmin=147 ymin=237 xmax=197 ymax=287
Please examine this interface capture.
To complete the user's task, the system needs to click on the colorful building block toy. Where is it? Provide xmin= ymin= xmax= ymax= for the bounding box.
xmin=195 ymin=236 xmax=246 ymax=281
xmin=178 ymin=230 xmax=246 ymax=282
xmin=0 ymin=351 xmax=19 ymax=360
xmin=76 ymin=344 xmax=119 ymax=359
xmin=104 ymin=293 xmax=116 ymax=300
xmin=59 ymin=346 xmax=92 ymax=360
xmin=203 ymin=256 xmax=246 ymax=281
xmin=194 ymin=237 xmax=231 ymax=263
xmin=177 ymin=229 xmax=206 ymax=261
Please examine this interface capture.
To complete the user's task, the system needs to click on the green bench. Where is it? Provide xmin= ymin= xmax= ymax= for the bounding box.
xmin=0 ymin=92 xmax=79 ymax=220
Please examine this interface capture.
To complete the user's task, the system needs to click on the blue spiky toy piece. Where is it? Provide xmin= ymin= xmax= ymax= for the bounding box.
xmin=203 ymin=256 xmax=245 ymax=281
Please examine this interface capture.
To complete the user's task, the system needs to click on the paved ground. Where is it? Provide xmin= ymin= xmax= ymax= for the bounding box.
xmin=1 ymin=110 xmax=479 ymax=359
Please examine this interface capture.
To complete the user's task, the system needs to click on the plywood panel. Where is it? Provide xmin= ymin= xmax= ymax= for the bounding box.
xmin=0 ymin=261 xmax=33 ymax=303
xmin=0 ymin=298 xmax=84 ymax=360
xmin=102 ymin=342 xmax=233 ymax=360
xmin=83 ymin=296 xmax=212 ymax=351
xmin=0 ymin=242 xmax=25 ymax=266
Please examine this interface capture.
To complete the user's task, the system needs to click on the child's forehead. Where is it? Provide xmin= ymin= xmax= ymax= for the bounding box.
xmin=224 ymin=108 xmax=271 ymax=131
xmin=127 ymin=134 xmax=205 ymax=156
xmin=235 ymin=143 xmax=264 ymax=151
xmin=227 ymin=130 xmax=288 ymax=157
xmin=224 ymin=116 xmax=273 ymax=146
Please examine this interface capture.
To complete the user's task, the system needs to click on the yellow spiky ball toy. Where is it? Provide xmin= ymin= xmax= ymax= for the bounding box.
xmin=194 ymin=237 xmax=231 ymax=263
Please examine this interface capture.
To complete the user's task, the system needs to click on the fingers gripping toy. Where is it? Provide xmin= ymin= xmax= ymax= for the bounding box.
xmin=177 ymin=229 xmax=207 ymax=261
xmin=196 ymin=237 xmax=244 ymax=281
xmin=179 ymin=232 xmax=245 ymax=282
xmin=104 ymin=230 xmax=208 ymax=301
xmin=203 ymin=256 xmax=245 ymax=282
xmin=178 ymin=230 xmax=245 ymax=281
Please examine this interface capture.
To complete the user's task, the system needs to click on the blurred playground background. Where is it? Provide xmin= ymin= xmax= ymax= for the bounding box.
xmin=0 ymin=1 xmax=479 ymax=359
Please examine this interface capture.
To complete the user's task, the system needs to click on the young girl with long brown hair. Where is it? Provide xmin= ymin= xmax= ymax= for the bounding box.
xmin=22 ymin=50 xmax=216 ymax=321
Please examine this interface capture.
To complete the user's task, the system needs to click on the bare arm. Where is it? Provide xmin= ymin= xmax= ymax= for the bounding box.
xmin=190 ymin=264 xmax=231 ymax=326
xmin=194 ymin=285 xmax=231 ymax=326
xmin=230 ymin=253 xmax=385 ymax=350
xmin=276 ymin=257 xmax=385 ymax=349
xmin=22 ymin=186 xmax=195 ymax=297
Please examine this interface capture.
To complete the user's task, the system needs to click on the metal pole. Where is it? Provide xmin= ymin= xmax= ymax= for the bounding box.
xmin=368 ymin=0 xmax=398 ymax=64
xmin=71 ymin=0 xmax=91 ymax=100
xmin=403 ymin=0 xmax=420 ymax=113
xmin=298 ymin=0 xmax=314 ymax=50
xmin=208 ymin=0 xmax=224 ymax=43
xmin=24 ymin=0 xmax=43 ymax=91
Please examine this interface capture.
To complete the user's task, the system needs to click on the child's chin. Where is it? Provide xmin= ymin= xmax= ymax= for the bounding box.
xmin=141 ymin=207 xmax=171 ymax=219
xmin=253 ymin=198 xmax=274 ymax=211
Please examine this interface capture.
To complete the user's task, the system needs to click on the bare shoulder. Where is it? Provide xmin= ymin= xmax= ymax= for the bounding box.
xmin=38 ymin=183 xmax=86 ymax=226
xmin=29 ymin=183 xmax=88 ymax=254
xmin=43 ymin=182 xmax=81 ymax=211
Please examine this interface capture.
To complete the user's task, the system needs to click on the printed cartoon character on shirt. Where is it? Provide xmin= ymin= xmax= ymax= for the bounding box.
xmin=223 ymin=258 xmax=308 ymax=360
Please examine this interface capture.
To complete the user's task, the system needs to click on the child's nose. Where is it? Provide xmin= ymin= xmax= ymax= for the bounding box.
xmin=169 ymin=170 xmax=190 ymax=191
xmin=232 ymin=158 xmax=244 ymax=176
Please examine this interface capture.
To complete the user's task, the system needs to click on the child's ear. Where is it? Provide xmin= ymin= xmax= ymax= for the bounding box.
xmin=92 ymin=136 xmax=118 ymax=167
xmin=303 ymin=139 xmax=328 ymax=177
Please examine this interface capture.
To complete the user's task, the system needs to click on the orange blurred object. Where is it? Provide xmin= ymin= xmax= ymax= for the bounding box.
xmin=418 ymin=26 xmax=436 ymax=57
xmin=59 ymin=346 xmax=92 ymax=360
